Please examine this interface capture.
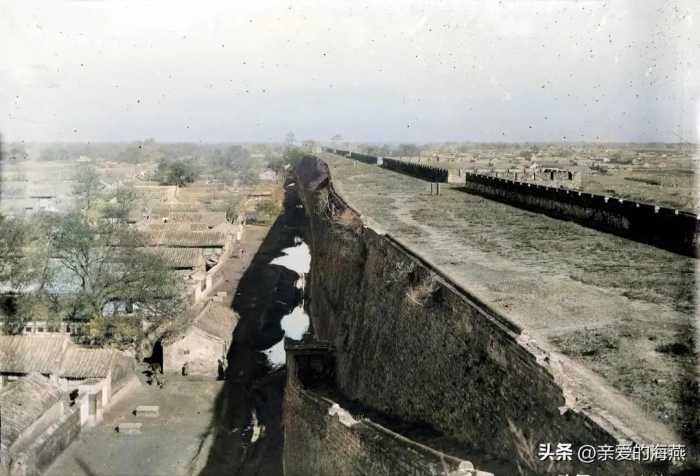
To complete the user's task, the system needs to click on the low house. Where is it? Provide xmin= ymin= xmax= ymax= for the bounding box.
xmin=0 ymin=334 xmax=136 ymax=427
xmin=0 ymin=334 xmax=70 ymax=387
xmin=163 ymin=300 xmax=237 ymax=377
xmin=145 ymin=230 xmax=226 ymax=248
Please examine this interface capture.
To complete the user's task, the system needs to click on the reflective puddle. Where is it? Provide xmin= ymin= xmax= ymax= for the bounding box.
xmin=262 ymin=237 xmax=311 ymax=368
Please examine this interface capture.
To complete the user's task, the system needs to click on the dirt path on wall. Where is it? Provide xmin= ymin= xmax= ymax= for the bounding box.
xmin=196 ymin=181 xmax=306 ymax=476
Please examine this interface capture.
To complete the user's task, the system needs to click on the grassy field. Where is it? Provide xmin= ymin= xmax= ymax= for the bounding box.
xmin=385 ymin=143 xmax=697 ymax=211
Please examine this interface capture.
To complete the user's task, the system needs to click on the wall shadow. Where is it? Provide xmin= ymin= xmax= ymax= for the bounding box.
xmin=197 ymin=179 xmax=307 ymax=476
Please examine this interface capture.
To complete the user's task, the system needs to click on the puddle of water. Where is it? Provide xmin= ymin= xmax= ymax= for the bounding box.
xmin=261 ymin=237 xmax=312 ymax=369
xmin=281 ymin=304 xmax=310 ymax=340
xmin=270 ymin=240 xmax=310 ymax=274
xmin=262 ymin=339 xmax=286 ymax=369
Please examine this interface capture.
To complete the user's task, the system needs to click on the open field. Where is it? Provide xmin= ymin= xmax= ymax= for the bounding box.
xmin=372 ymin=143 xmax=697 ymax=211
xmin=321 ymin=152 xmax=697 ymax=442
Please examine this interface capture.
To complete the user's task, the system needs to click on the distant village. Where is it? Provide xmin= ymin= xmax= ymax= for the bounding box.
xmin=0 ymin=142 xmax=286 ymax=475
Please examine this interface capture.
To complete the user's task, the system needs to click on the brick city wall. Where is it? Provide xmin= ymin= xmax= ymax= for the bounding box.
xmin=321 ymin=148 xmax=449 ymax=182
xmin=292 ymin=156 xmax=671 ymax=476
xmin=381 ymin=158 xmax=449 ymax=183
xmin=463 ymin=172 xmax=699 ymax=257
xmin=323 ymin=147 xmax=378 ymax=165
xmin=283 ymin=355 xmax=487 ymax=476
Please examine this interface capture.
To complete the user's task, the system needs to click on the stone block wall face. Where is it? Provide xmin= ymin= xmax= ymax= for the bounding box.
xmin=463 ymin=172 xmax=699 ymax=256
xmin=292 ymin=156 xmax=667 ymax=476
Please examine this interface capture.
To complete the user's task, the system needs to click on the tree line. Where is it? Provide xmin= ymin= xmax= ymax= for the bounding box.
xmin=0 ymin=167 xmax=184 ymax=349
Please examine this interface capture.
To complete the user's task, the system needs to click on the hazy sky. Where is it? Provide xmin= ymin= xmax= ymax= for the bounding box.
xmin=1 ymin=0 xmax=698 ymax=143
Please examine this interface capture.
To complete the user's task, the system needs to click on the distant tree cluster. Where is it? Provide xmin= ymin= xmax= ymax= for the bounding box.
xmin=0 ymin=209 xmax=184 ymax=344
xmin=0 ymin=215 xmax=30 ymax=289
xmin=255 ymin=198 xmax=282 ymax=224
xmin=5 ymin=144 xmax=29 ymax=160
xmin=0 ymin=166 xmax=185 ymax=345
xmin=396 ymin=144 xmax=422 ymax=157
xmin=268 ymin=147 xmax=306 ymax=173
xmin=154 ymin=158 xmax=199 ymax=186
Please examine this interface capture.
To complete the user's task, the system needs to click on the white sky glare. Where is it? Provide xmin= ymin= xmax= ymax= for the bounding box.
xmin=1 ymin=0 xmax=698 ymax=143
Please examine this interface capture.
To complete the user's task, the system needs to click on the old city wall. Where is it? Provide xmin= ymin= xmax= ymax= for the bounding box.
xmin=381 ymin=158 xmax=449 ymax=183
xmin=291 ymin=156 xmax=664 ymax=476
xmin=283 ymin=366 xmax=488 ymax=476
xmin=322 ymin=148 xmax=449 ymax=182
xmin=462 ymin=172 xmax=699 ymax=257
xmin=325 ymin=148 xmax=378 ymax=165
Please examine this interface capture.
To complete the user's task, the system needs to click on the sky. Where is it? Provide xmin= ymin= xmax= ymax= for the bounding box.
xmin=1 ymin=0 xmax=698 ymax=143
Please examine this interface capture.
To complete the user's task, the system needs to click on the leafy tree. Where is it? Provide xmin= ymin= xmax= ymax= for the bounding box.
xmin=365 ymin=144 xmax=392 ymax=156
xmin=7 ymin=144 xmax=28 ymax=160
xmin=225 ymin=195 xmax=244 ymax=223
xmin=100 ymin=185 xmax=137 ymax=224
xmin=396 ymin=144 xmax=421 ymax=157
xmin=0 ymin=213 xmax=57 ymax=291
xmin=238 ymin=166 xmax=260 ymax=186
xmin=50 ymin=212 xmax=184 ymax=344
xmin=0 ymin=213 xmax=64 ymax=334
xmin=72 ymin=165 xmax=103 ymax=211
xmin=267 ymin=155 xmax=286 ymax=174
xmin=140 ymin=139 xmax=165 ymax=163
xmin=154 ymin=159 xmax=199 ymax=186
xmin=255 ymin=198 xmax=281 ymax=224
xmin=22 ymin=211 xmax=62 ymax=291
xmin=0 ymin=214 xmax=31 ymax=289
xmin=38 ymin=145 xmax=71 ymax=161
xmin=208 ymin=145 xmax=250 ymax=170
xmin=8 ymin=292 xmax=64 ymax=335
